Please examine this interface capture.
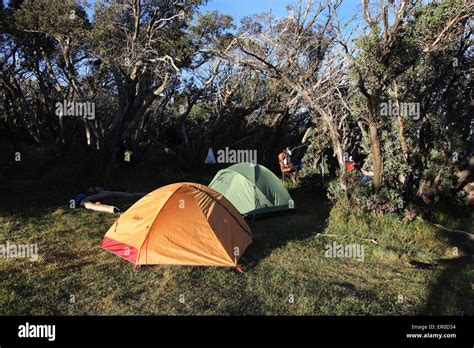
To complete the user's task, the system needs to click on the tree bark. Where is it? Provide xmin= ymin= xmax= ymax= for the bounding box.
xmin=397 ymin=115 xmax=409 ymax=163
xmin=368 ymin=123 xmax=383 ymax=193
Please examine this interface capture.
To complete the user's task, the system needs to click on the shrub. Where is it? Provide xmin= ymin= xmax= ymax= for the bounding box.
xmin=327 ymin=178 xmax=402 ymax=215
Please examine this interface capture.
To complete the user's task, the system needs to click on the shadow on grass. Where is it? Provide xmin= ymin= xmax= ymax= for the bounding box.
xmin=421 ymin=229 xmax=474 ymax=315
xmin=0 ymin=157 xmax=210 ymax=218
xmin=241 ymin=186 xmax=330 ymax=269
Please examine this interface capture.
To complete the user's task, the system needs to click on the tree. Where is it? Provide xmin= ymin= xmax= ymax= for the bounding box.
xmin=337 ymin=0 xmax=472 ymax=199
xmin=218 ymin=0 xmax=352 ymax=185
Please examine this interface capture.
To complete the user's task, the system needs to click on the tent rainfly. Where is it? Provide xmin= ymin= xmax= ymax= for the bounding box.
xmin=209 ymin=163 xmax=295 ymax=217
xmin=101 ymin=183 xmax=252 ymax=267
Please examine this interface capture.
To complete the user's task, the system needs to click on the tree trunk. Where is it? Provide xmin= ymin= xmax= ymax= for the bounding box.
xmin=397 ymin=115 xmax=409 ymax=162
xmin=368 ymin=123 xmax=383 ymax=193
xmin=327 ymin=122 xmax=345 ymax=173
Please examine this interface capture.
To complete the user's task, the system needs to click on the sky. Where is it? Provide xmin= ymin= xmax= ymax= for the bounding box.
xmin=202 ymin=0 xmax=301 ymax=21
xmin=84 ymin=0 xmax=361 ymax=24
xmin=201 ymin=0 xmax=361 ymax=23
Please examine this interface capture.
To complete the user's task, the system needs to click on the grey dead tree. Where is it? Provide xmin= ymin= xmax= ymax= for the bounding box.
xmin=217 ymin=0 xmax=352 ymax=185
xmin=90 ymin=1 xmax=231 ymax=174
xmin=93 ymin=0 xmax=186 ymax=159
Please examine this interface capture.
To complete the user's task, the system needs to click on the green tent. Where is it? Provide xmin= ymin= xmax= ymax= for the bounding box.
xmin=209 ymin=163 xmax=295 ymax=217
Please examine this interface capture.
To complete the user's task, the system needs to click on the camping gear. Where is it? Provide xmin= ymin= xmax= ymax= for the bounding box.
xmin=278 ymin=146 xmax=306 ymax=182
xmin=204 ymin=147 xmax=216 ymax=164
xmin=82 ymin=201 xmax=119 ymax=214
xmin=77 ymin=188 xmax=146 ymax=214
xmin=101 ymin=183 xmax=252 ymax=267
xmin=278 ymin=150 xmax=293 ymax=174
xmin=209 ymin=163 xmax=295 ymax=217
xmin=74 ymin=194 xmax=87 ymax=206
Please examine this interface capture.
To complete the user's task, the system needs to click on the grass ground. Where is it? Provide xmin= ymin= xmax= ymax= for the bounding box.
xmin=0 ymin=154 xmax=472 ymax=315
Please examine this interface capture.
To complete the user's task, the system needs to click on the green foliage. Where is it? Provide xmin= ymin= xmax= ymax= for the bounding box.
xmin=340 ymin=0 xmax=472 ymax=212
xmin=381 ymin=125 xmax=410 ymax=189
xmin=328 ymin=179 xmax=402 ymax=215
xmin=415 ymin=0 xmax=465 ymax=48
xmin=324 ymin=204 xmax=462 ymax=263
xmin=300 ymin=128 xmax=330 ymax=179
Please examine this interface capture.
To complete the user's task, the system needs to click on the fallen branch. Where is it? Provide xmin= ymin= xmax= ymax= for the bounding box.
xmin=431 ymin=223 xmax=474 ymax=242
xmin=81 ymin=201 xmax=119 ymax=214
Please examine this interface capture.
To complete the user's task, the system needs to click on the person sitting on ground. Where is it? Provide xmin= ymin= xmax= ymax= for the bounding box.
xmin=291 ymin=146 xmax=306 ymax=172
xmin=360 ymin=161 xmax=374 ymax=184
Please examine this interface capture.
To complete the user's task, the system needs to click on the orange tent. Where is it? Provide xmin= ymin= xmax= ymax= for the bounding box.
xmin=101 ymin=183 xmax=252 ymax=267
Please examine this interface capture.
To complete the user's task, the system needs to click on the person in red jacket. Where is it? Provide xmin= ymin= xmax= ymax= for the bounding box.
xmin=345 ymin=159 xmax=355 ymax=173
xmin=278 ymin=148 xmax=294 ymax=174
xmin=345 ymin=156 xmax=357 ymax=183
